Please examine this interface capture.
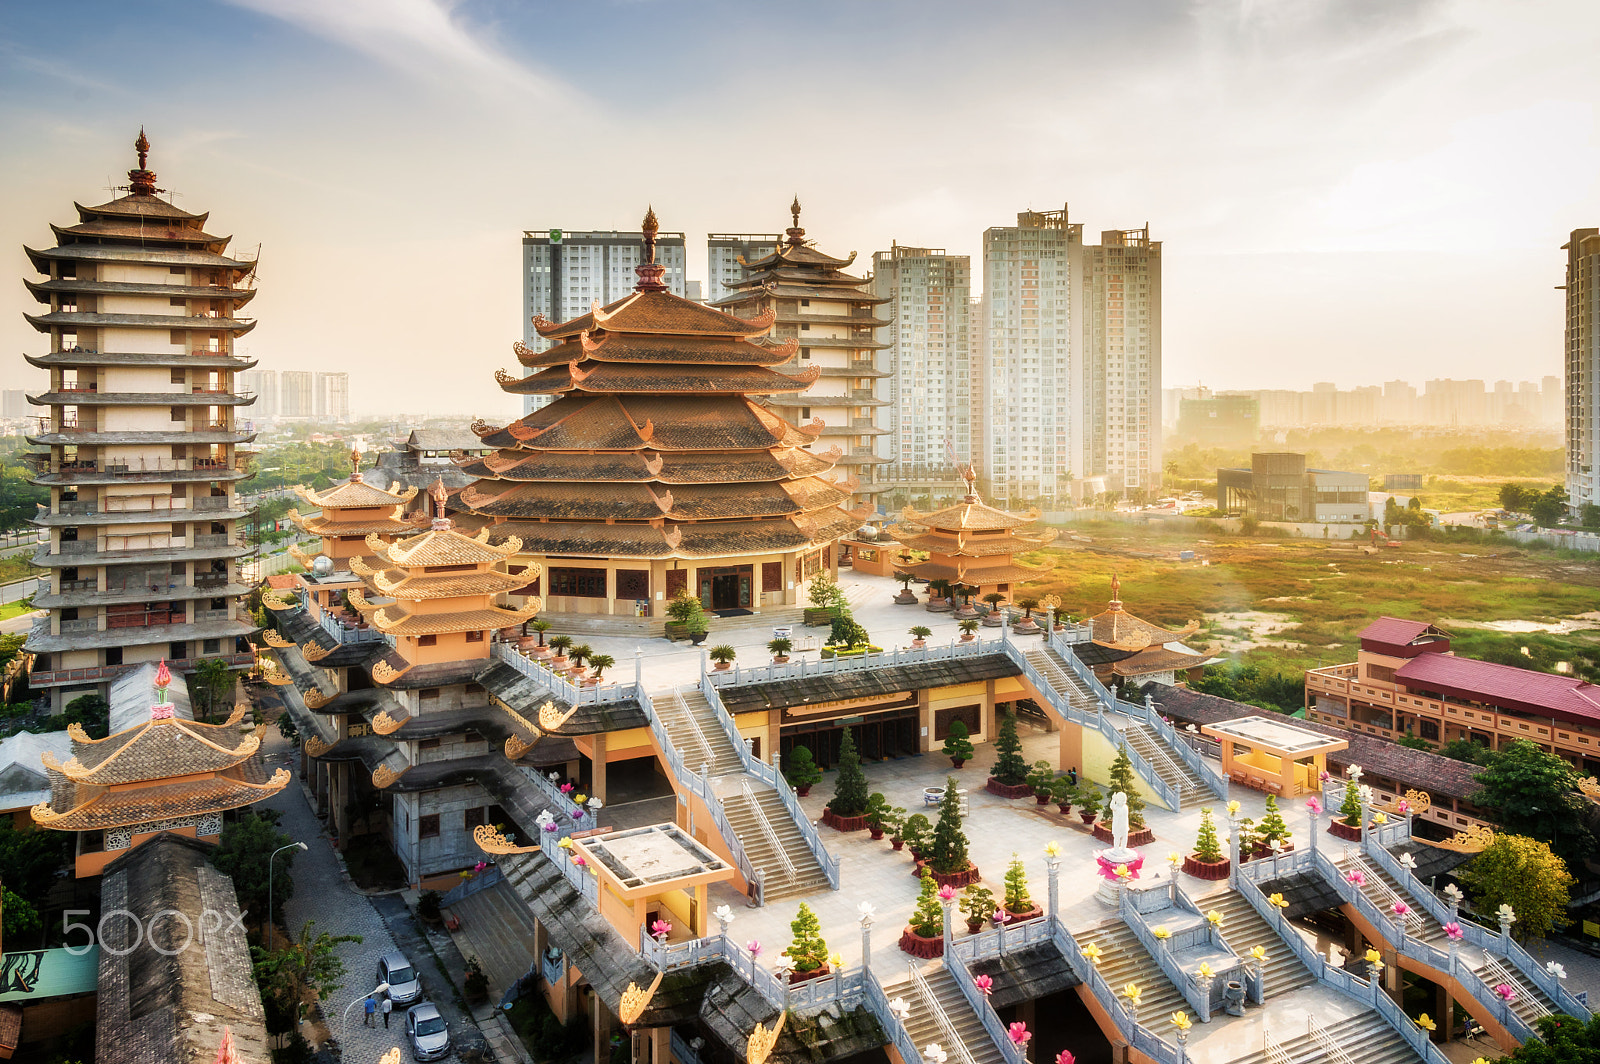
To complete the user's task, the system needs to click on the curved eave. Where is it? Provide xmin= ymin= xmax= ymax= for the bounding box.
xmin=24 ymin=350 xmax=257 ymax=370
xmin=774 ymin=335 xmax=888 ymax=351
xmin=34 ymin=581 xmax=254 ymax=610
xmin=31 ymin=467 xmax=251 ymax=487
xmin=31 ymin=540 xmax=254 ymax=569
xmin=32 ymin=506 xmax=249 ymax=527
xmin=28 ymin=390 xmax=254 ymax=408
xmin=716 ymin=286 xmax=891 ymax=307
xmin=24 ymin=277 xmax=258 ymax=306
xmin=27 ymin=430 xmax=257 ymax=447
xmin=31 ymin=772 xmax=289 ymax=831
xmin=766 ymin=394 xmax=888 ymax=408
xmin=50 ymin=221 xmax=231 ymax=253
xmin=24 ymin=311 xmax=257 ymax=335
xmin=25 ymin=244 xmax=256 ymax=275
xmin=507 ymin=369 xmax=812 ymax=397
xmin=74 ymin=198 xmax=207 ymax=225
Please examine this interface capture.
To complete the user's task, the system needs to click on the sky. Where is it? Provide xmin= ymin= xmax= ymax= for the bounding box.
xmin=2 ymin=0 xmax=1598 ymax=420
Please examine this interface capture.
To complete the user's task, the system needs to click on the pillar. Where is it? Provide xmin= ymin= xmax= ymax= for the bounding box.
xmin=565 ymin=758 xmax=581 ymax=788
xmin=982 ymin=679 xmax=998 ymax=740
xmin=333 ymin=762 xmax=350 ymax=849
xmin=592 ymin=993 xmax=613 ymax=1064
xmin=648 ymin=1026 xmax=670 ymax=1064
xmin=918 ymin=689 xmax=933 ymax=752
xmin=590 ymin=732 xmax=608 ymax=805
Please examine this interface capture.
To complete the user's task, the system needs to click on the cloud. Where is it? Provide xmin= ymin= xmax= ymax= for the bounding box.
xmin=220 ymin=0 xmax=569 ymax=103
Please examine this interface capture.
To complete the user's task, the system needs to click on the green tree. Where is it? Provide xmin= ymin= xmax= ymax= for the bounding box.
xmin=212 ymin=812 xmax=298 ymax=919
xmin=827 ymin=728 xmax=869 ymax=817
xmin=1458 ymin=834 xmax=1574 ymax=940
xmin=926 ymin=775 xmax=970 ymax=874
xmin=1473 ymin=739 xmax=1593 ymax=868
xmin=1 ymin=885 xmax=40 ymax=944
xmin=1193 ymin=808 xmax=1224 ymax=863
xmin=189 ymin=658 xmax=235 ymax=722
xmin=1395 ymin=734 xmax=1434 ymax=751
xmin=1106 ymin=743 xmax=1146 ymax=828
xmin=1531 ymin=485 xmax=1570 ymax=528
xmin=783 ymin=745 xmax=822 ymax=791
xmin=990 ymin=713 xmax=1028 ymax=786
xmin=1191 ymin=661 xmax=1303 ymax=714
xmin=252 ymin=919 xmax=363 ymax=1022
xmin=807 ymin=571 xmax=845 ymax=610
xmin=1338 ymin=778 xmax=1363 ymax=827
xmin=1499 ymin=482 xmax=1539 ymax=512
xmin=909 ymin=869 xmax=943 ymax=937
xmin=1438 ymin=738 xmax=1492 ymax=765
xmin=1485 ymin=1013 xmax=1600 ymax=1062
xmin=782 ymin=902 xmax=829 ymax=972
xmin=47 ymin=694 xmax=109 ymax=739
xmin=0 ymin=819 xmax=72 ymax=905
xmin=1257 ymin=794 xmax=1290 ymax=847
xmin=1002 ymin=853 xmax=1032 ymax=915
xmin=940 ymin=720 xmax=974 ymax=764
xmin=826 ymin=613 xmax=871 ymax=652
xmin=1582 ymin=504 xmax=1600 ymax=530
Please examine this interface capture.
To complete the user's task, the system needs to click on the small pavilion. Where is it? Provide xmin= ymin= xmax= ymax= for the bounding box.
xmin=1075 ymin=576 xmax=1215 ymax=687
xmin=287 ymin=451 xmax=419 ymax=620
xmin=889 ymin=467 xmax=1056 ymax=602
xmin=1201 ymin=714 xmax=1348 ymax=797
xmin=570 ymin=823 xmax=735 ymax=946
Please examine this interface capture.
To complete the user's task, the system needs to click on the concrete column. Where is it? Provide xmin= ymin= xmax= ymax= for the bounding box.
xmin=982 ymin=680 xmax=998 ymax=741
xmin=593 ymin=993 xmax=613 ymax=1064
xmin=648 ymin=1025 xmax=670 ymax=1064
xmin=590 ymin=732 xmax=608 ymax=804
xmin=333 ymin=762 xmax=349 ymax=849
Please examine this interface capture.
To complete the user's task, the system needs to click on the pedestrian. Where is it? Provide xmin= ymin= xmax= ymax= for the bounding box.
xmin=1067 ymin=767 xmax=1078 ymax=786
xmin=364 ymin=995 xmax=376 ymax=1027
xmin=382 ymin=995 xmax=393 ymax=1029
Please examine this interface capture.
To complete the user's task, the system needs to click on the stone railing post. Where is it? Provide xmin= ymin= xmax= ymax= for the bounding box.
xmin=1046 ymin=853 xmax=1061 ymax=923
xmin=941 ymin=897 xmax=955 ymax=958
xmin=859 ymin=903 xmax=875 ymax=974
xmin=1228 ymin=815 xmax=1241 ymax=889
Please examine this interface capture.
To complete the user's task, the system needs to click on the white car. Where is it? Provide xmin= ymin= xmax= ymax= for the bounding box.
xmin=405 ymin=1002 xmax=451 ymax=1061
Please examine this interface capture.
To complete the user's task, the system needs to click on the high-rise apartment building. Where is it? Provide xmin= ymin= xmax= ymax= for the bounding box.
xmin=981 ymin=207 xmax=1084 ymax=504
xmin=521 ymin=228 xmax=687 ymax=413
xmin=1566 ymin=229 xmax=1600 ymax=513
xmin=967 ymin=295 xmax=986 ymax=473
xmin=872 ymin=245 xmax=971 ymax=498
xmin=21 ymin=132 xmax=259 ymax=709
xmin=315 ymin=371 xmax=349 ymax=421
xmin=1 ymin=390 xmax=28 ymax=421
xmin=280 ymin=370 xmax=314 ymax=417
xmin=240 ymin=369 xmax=277 ymax=419
xmin=707 ymin=234 xmax=782 ymax=304
xmin=1082 ymin=228 xmax=1162 ymax=494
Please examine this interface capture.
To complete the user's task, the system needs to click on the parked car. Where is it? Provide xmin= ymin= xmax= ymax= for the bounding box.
xmin=377 ymin=950 xmax=422 ymax=1006
xmin=406 ymin=1002 xmax=451 ymax=1061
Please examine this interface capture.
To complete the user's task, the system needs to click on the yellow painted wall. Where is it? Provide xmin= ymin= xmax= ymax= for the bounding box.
xmin=1077 ymin=723 xmax=1175 ymax=812
xmin=603 ymin=726 xmax=655 ymax=756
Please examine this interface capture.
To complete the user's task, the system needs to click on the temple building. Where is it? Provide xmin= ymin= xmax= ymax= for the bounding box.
xmin=286 ymin=451 xmax=420 ymax=624
xmin=889 ymin=470 xmax=1056 ymax=601
xmin=30 ymin=661 xmax=288 ymax=877
xmin=1072 ymin=577 xmax=1214 ymax=688
xmin=22 ymin=131 xmax=259 ymax=709
xmin=455 ymin=209 xmax=863 ymax=617
xmin=373 ymin=427 xmax=491 ymax=503
xmin=713 ymin=199 xmax=893 ymax=513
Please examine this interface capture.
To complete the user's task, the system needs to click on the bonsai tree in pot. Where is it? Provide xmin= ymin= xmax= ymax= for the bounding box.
xmin=530 ymin=618 xmax=553 ymax=654
xmin=824 ymin=728 xmax=870 ymax=828
xmin=989 ymin=713 xmax=1030 ymax=793
xmin=767 ymin=636 xmax=793 ymax=664
xmin=960 ymin=884 xmax=997 ymax=934
xmin=901 ymin=869 xmax=945 ymax=956
xmin=900 ymin=813 xmax=932 ymax=859
xmin=893 ymin=571 xmax=919 ymax=605
xmin=685 ymin=614 xmax=709 ymax=646
xmin=568 ymin=643 xmax=593 ymax=676
xmin=1049 ymin=775 xmax=1078 ymax=814
xmin=1183 ymin=807 xmax=1230 ymax=879
xmin=783 ymin=902 xmax=829 ymax=980
xmin=784 ymin=745 xmax=822 ymax=797
xmin=877 ymin=802 xmax=906 ymax=848
xmin=957 ymin=617 xmax=981 ymax=642
xmin=953 ymin=584 xmax=980 ymax=619
xmin=586 ymin=653 xmax=615 ymax=685
xmin=981 ymin=590 xmax=1006 ymax=615
xmin=941 ymin=720 xmax=974 ymax=768
xmin=1257 ymin=794 xmax=1292 ymax=853
xmin=1027 ymin=759 xmax=1056 ymax=804
xmin=864 ymin=792 xmax=897 ymax=841
xmin=927 ymin=578 xmax=953 ymax=612
xmin=909 ymin=624 xmax=932 ymax=649
xmin=1077 ymin=784 xmax=1103 ymax=824
xmin=1002 ymin=853 xmax=1038 ymax=918
xmin=924 ymin=775 xmax=973 ymax=882
xmin=1014 ymin=597 xmax=1042 ymax=632
xmin=548 ymin=634 xmax=574 ymax=667
xmin=708 ymin=644 xmax=737 ymax=671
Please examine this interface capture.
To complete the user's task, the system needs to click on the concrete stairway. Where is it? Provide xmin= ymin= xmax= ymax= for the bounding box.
xmin=887 ymin=965 xmax=1006 ymax=1064
xmin=1123 ymin=721 xmax=1211 ymax=808
xmin=1331 ymin=852 xmax=1449 ymax=950
xmin=1025 ymin=648 xmax=1101 ymax=717
xmin=654 ymin=689 xmax=745 ymax=778
xmin=721 ymin=784 xmax=831 ymax=901
xmin=1228 ymin=1012 xmax=1421 ymax=1064
xmin=1198 ymin=888 xmax=1318 ymax=994
xmin=1076 ymin=920 xmax=1188 ymax=1021
xmin=1470 ymin=954 xmax=1556 ymax=1025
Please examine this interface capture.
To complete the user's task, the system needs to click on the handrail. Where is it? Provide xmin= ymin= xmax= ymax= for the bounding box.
xmin=1119 ymin=906 xmax=1222 ymax=1019
xmin=1337 ymin=850 xmax=1428 ymax=939
xmin=863 ymin=966 xmax=921 ymax=1064
xmin=1047 ymin=919 xmax=1185 ymax=1064
xmin=944 ymin=948 xmax=1025 ymax=1064
xmin=1307 ymin=1017 xmax=1356 ymax=1064
xmin=707 ymin=633 xmax=1003 ymax=687
xmin=1263 ymin=1029 xmax=1294 ymax=1064
xmin=1317 ymin=850 xmax=1451 ymax=973
xmin=737 ymin=777 xmax=797 ymax=883
xmin=699 ymin=678 xmax=841 ymax=889
xmin=670 ymin=691 xmax=721 ymax=775
xmin=490 ymin=640 xmax=638 ymax=706
xmin=1128 ymin=694 xmax=1229 ymax=800
xmin=1473 ymin=956 xmax=1545 ymax=1036
xmin=909 ymin=965 xmax=978 ymax=1064
xmin=1051 ymin=642 xmax=1185 ymax=811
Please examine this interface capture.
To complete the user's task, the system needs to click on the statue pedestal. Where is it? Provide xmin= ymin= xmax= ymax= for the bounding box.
xmin=1094 ymin=847 xmax=1143 ymax=906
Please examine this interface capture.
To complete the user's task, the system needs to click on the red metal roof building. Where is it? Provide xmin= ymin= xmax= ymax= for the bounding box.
xmin=1306 ymin=616 xmax=1600 ymax=773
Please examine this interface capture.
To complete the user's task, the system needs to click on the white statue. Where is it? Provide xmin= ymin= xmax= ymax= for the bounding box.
xmin=1110 ymin=791 xmax=1129 ymax=851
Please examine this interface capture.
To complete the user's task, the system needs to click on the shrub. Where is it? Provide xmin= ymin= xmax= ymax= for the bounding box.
xmin=707 ymin=644 xmax=736 ymax=665
xmin=1026 ymin=759 xmax=1056 ymax=795
xmin=1077 ymin=785 xmax=1103 ymax=818
xmin=1338 ymin=779 xmax=1363 ymax=827
xmin=910 ymin=869 xmax=943 ymax=938
xmin=1257 ymin=795 xmax=1291 ymax=848
xmin=767 ymin=637 xmax=793 ymax=657
xmin=926 ymin=775 xmax=970 ymax=874
xmin=1106 ymin=744 xmax=1146 ymax=827
xmin=827 ymin=728 xmax=869 ymax=817
xmin=783 ymin=745 xmax=822 ymax=791
xmin=900 ymin=813 xmax=932 ymax=854
xmin=1003 ymin=853 xmax=1032 ymax=914
xmin=909 ymin=625 xmax=932 ymax=640
xmin=783 ymin=903 xmax=829 ymax=972
xmin=941 ymin=720 xmax=974 ymax=763
xmin=959 ymin=884 xmax=996 ymax=926
xmin=1459 ymin=834 xmax=1575 ymax=940
xmin=1193 ymin=808 xmax=1224 ymax=863
xmin=991 ymin=714 xmax=1028 ymax=786
xmin=417 ymin=890 xmax=442 ymax=922
xmin=1049 ymin=775 xmax=1078 ymax=805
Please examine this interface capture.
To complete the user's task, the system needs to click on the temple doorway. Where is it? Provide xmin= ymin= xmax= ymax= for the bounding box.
xmin=697 ymin=565 xmax=752 ymax=611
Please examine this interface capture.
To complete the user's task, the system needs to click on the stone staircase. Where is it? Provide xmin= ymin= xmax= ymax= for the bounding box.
xmin=652 ymin=688 xmax=830 ymax=902
xmin=1197 ymin=888 xmax=1317 ymax=993
xmin=1123 ymin=721 xmax=1211 ymax=808
xmin=1025 ymin=648 xmax=1101 ymax=716
xmin=1229 ymin=1012 xmax=1420 ymax=1064
xmin=1331 ymin=852 xmax=1449 ymax=950
xmin=1076 ymin=920 xmax=1187 ymax=1021
xmin=1470 ymin=954 xmax=1556 ymax=1026
xmin=887 ymin=965 xmax=1006 ymax=1064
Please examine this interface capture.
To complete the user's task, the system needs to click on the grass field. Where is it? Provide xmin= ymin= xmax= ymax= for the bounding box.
xmin=1017 ymin=520 xmax=1600 ymax=679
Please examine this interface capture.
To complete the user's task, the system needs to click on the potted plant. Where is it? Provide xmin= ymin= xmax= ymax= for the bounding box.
xmin=783 ymin=902 xmax=831 ymax=982
xmin=1014 ymin=597 xmax=1042 ymax=633
xmin=864 ymin=792 xmax=895 ymax=841
xmin=568 ymin=643 xmax=593 ymax=677
xmin=1049 ymin=775 xmax=1077 ymax=815
xmin=548 ymin=634 xmax=574 ymax=668
xmin=909 ymin=624 xmax=932 ymax=649
xmin=958 ymin=618 xmax=981 ymax=643
xmin=767 ymin=636 xmax=793 ymax=664
xmin=1330 ymin=778 xmax=1364 ymax=841
xmin=665 ymin=591 xmax=707 ymax=642
xmin=585 ymin=653 xmax=615 ymax=686
xmin=464 ymin=955 xmax=489 ymax=1001
xmin=1027 ymin=759 xmax=1056 ymax=804
xmin=1256 ymin=794 xmax=1293 ymax=855
xmin=980 ymin=591 xmax=1006 ymax=625
xmin=900 ymin=813 xmax=931 ymax=860
xmin=926 ymin=578 xmax=953 ymax=613
xmin=1094 ymin=744 xmax=1155 ymax=846
xmin=960 ymin=884 xmax=997 ymax=934
xmin=804 ymin=571 xmax=844 ymax=626
xmin=900 ymin=869 xmax=946 ymax=958
xmin=920 ymin=775 xmax=980 ymax=887
xmin=986 ymin=714 xmax=1033 ymax=798
xmin=952 ymin=584 xmax=980 ymax=619
xmin=1002 ymin=853 xmax=1043 ymax=922
xmin=784 ymin=745 xmax=822 ymax=796
xmin=893 ymin=571 xmax=920 ymax=605
xmin=1182 ymin=807 xmax=1230 ymax=880
xmin=941 ymin=720 xmax=974 ymax=768
xmin=686 ymin=615 xmax=709 ymax=646
xmin=708 ymin=644 xmax=737 ymax=671
xmin=1077 ymin=785 xmax=1103 ymax=824
xmin=885 ymin=805 xmax=909 ymax=850
xmin=417 ymin=890 xmax=443 ymax=926
xmin=530 ymin=618 xmax=553 ymax=656
xmin=822 ymin=728 xmax=871 ymax=831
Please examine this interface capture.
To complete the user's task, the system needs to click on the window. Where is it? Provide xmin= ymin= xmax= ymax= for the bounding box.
xmin=202 ymin=638 xmax=220 ymax=654
xmin=465 ymin=629 xmax=484 ymax=642
xmin=417 ymin=634 xmax=437 ymax=647
xmin=171 ymin=369 xmax=185 ymax=384
xmin=464 ymin=807 xmax=486 ymax=830
xmin=170 ymin=406 xmax=185 ymax=422
xmin=420 ymin=688 xmax=440 ymax=700
xmin=419 ymin=814 xmax=440 ymax=839
xmin=170 ymin=330 xmax=184 ymax=345
xmin=1366 ymin=664 xmax=1395 ymax=683
xmin=615 ymin=570 xmax=648 ymax=598
xmin=548 ymin=567 xmax=607 ymax=598
xmin=420 ymin=738 xmax=441 ymax=750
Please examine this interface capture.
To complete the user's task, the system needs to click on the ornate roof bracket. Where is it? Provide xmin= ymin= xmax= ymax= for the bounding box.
xmin=372 ymin=764 xmax=406 ymax=789
xmin=642 ymin=452 xmax=663 ymax=476
xmin=262 ymin=629 xmax=294 ymax=648
xmin=263 ymin=590 xmax=298 ymax=611
xmin=504 ymin=733 xmax=535 ymax=760
xmin=579 ymin=330 xmax=604 ymax=354
xmin=301 ymin=640 xmax=332 ymax=662
xmin=768 ymin=337 xmax=800 ymax=358
xmin=372 ymin=659 xmax=414 ymax=685
xmin=568 ymin=359 xmax=593 ymax=384
xmin=473 ymin=823 xmax=538 ymax=856
xmin=637 ymin=418 xmax=655 ymax=443
xmin=591 ymin=299 xmax=609 ymax=322
xmin=618 ymin=972 xmax=665 ymax=1026
xmin=348 ymin=557 xmax=377 ymax=578
xmin=513 ymin=339 xmax=538 ymax=361
xmin=531 ymin=314 xmax=556 ymax=336
xmin=507 ymin=420 xmax=540 ymax=442
xmin=371 ymin=710 xmax=408 ymax=735
xmin=1373 ymin=789 xmax=1431 ymax=817
xmin=494 ymin=368 xmax=520 ymax=387
xmin=662 ymin=524 xmax=682 ymax=549
xmin=788 ymin=364 xmax=820 ymax=384
xmin=470 ymin=419 xmax=504 ymax=439
xmin=799 ymin=417 xmax=824 ymax=436
xmin=647 ymin=487 xmax=675 ymax=514
xmin=1420 ymin=823 xmax=1494 ymax=854
xmin=537 ymin=700 xmax=579 ymax=732
xmin=303 ymin=686 xmax=333 ymax=709
xmin=304 ymin=735 xmax=331 ymax=757
xmin=747 ymin=1012 xmax=786 ymax=1064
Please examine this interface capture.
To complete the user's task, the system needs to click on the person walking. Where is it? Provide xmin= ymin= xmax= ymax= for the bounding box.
xmin=381 ymin=995 xmax=393 ymax=1029
xmin=364 ymin=995 xmax=377 ymax=1027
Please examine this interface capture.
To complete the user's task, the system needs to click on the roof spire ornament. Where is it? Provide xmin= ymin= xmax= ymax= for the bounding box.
xmin=1109 ymin=573 xmax=1123 ymax=611
xmin=634 ymin=205 xmax=669 ymax=293
xmin=128 ymin=127 xmax=161 ymax=196
xmin=785 ymin=195 xmax=807 ymax=246
xmin=348 ymin=447 xmax=363 ymax=482
xmin=151 ymin=658 xmax=176 ymax=720
xmin=428 ymin=475 xmax=451 ymax=531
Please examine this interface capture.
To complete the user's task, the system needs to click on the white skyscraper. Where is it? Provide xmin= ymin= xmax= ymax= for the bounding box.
xmin=520 ymin=228 xmax=687 ymax=413
xmin=240 ymin=369 xmax=277 ymax=419
xmin=707 ymin=233 xmax=782 ymax=304
xmin=280 ymin=370 xmax=314 ymax=417
xmin=1566 ymin=228 xmax=1600 ymax=513
xmin=873 ymin=245 xmax=971 ymax=498
xmin=314 ymin=371 xmax=349 ymax=421
xmin=1081 ymin=228 xmax=1162 ymax=496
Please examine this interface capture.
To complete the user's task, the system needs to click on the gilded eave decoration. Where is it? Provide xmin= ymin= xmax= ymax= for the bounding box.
xmin=473 ymin=823 xmax=538 ymax=855
xmin=262 ymin=630 xmax=295 ymax=649
xmin=1424 ymin=823 xmax=1494 ymax=854
xmin=372 ymin=659 xmax=413 ymax=685
xmin=747 ymin=1012 xmax=786 ymax=1064
xmin=618 ymin=972 xmax=665 ymax=1026
xmin=372 ymin=764 xmax=406 ymax=789
xmin=371 ymin=710 xmax=407 ymax=735
xmin=1375 ymin=789 xmax=1431 ymax=817
xmin=303 ymin=687 xmax=332 ymax=710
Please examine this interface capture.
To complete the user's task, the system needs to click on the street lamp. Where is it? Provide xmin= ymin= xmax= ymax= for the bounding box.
xmin=342 ymin=981 xmax=392 ymax=1038
xmin=267 ymin=841 xmax=308 ymax=948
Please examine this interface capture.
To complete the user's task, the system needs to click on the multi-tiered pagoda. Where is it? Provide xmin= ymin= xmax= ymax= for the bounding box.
xmin=23 ymin=131 xmax=259 ymax=708
xmin=890 ymin=468 xmax=1057 ymax=602
xmin=456 ymin=210 xmax=862 ymax=616
xmin=713 ymin=199 xmax=892 ymax=512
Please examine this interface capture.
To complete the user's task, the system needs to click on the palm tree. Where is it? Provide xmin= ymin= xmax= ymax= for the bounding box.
xmin=530 ymin=619 xmax=553 ymax=647
xmin=587 ymin=653 xmax=616 ymax=681
xmin=569 ymin=644 xmax=593 ymax=668
xmin=548 ymin=634 xmax=574 ymax=661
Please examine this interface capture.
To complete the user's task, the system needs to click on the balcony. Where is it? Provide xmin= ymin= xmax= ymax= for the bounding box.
xmin=29 ymin=650 xmax=256 ymax=688
xmin=57 ymin=501 xmax=98 ymax=515
xmin=59 ymin=578 xmax=97 ymax=592
xmin=56 ymin=541 xmax=97 ymax=555
xmin=59 ymin=618 xmax=99 ymax=634
xmin=193 ymin=607 xmax=246 ymax=625
xmin=193 ymin=571 xmax=233 ymax=588
xmin=194 ymin=534 xmax=237 ymax=548
xmin=193 ymin=496 xmax=232 ymax=511
xmin=57 ymin=384 xmax=98 ymax=394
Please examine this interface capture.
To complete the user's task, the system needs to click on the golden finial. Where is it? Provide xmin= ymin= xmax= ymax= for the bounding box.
xmin=135 ymin=127 xmax=150 ymax=170
xmin=642 ymin=205 xmax=659 ymax=236
xmin=790 ymin=195 xmax=801 ymax=228
xmin=349 ymin=447 xmax=363 ymax=481
xmin=747 ymin=1012 xmax=786 ymax=1064
xmin=618 ymin=972 xmax=664 ymax=1026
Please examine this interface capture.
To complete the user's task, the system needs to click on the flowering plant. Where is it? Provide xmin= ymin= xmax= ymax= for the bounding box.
xmin=572 ymin=855 xmax=586 ymax=867
xmin=1305 ymin=797 xmax=1323 ymax=815
xmin=1120 ymin=984 xmax=1142 ymax=1007
xmin=650 ymin=919 xmax=671 ymax=940
xmin=1007 ymin=1023 xmax=1031 ymax=1047
xmin=747 ymin=940 xmax=762 ymax=957
xmin=1444 ymin=922 xmax=1464 ymax=941
xmin=1044 ymin=841 xmax=1060 ymax=857
xmin=557 ymin=837 xmax=574 ymax=850
xmin=974 ymin=974 xmax=994 ymax=996
xmin=1153 ymin=925 xmax=1171 ymax=939
xmin=1495 ymin=983 xmax=1516 ymax=1002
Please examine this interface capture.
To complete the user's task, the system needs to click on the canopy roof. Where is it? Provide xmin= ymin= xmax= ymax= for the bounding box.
xmin=1087 ymin=576 xmax=1201 ymax=651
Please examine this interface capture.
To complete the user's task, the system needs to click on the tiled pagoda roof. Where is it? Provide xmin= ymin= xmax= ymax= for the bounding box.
xmin=353 ymin=561 xmax=528 ymax=599
xmin=456 ymin=446 xmax=837 ymax=485
xmin=897 ymin=497 xmax=1039 ymax=532
xmin=506 ymin=361 xmax=812 ymax=396
xmin=33 ymin=772 xmax=289 ymax=831
xmin=1087 ymin=577 xmax=1200 ymax=651
xmin=75 ymin=193 xmax=206 ymax=223
xmin=534 ymin=291 xmax=774 ymax=341
xmin=894 ymin=528 xmax=1057 ymax=558
xmin=485 ymin=508 xmax=862 ymax=560
xmin=458 ymin=476 xmax=851 ymax=522
xmin=899 ymin=559 xmax=1046 ymax=586
xmin=516 ymin=332 xmax=797 ymax=368
xmin=50 ymin=220 xmax=230 ymax=252
xmin=46 ymin=711 xmax=261 ymax=785
xmin=352 ymin=601 xmax=539 ymax=637
xmin=366 ymin=526 xmax=522 ymax=567
xmin=473 ymin=395 xmax=821 ymax=452
xmin=295 ymin=477 xmax=416 ymax=510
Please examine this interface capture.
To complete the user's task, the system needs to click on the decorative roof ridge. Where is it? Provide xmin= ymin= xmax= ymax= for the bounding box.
xmin=57 ymin=721 xmax=261 ymax=782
